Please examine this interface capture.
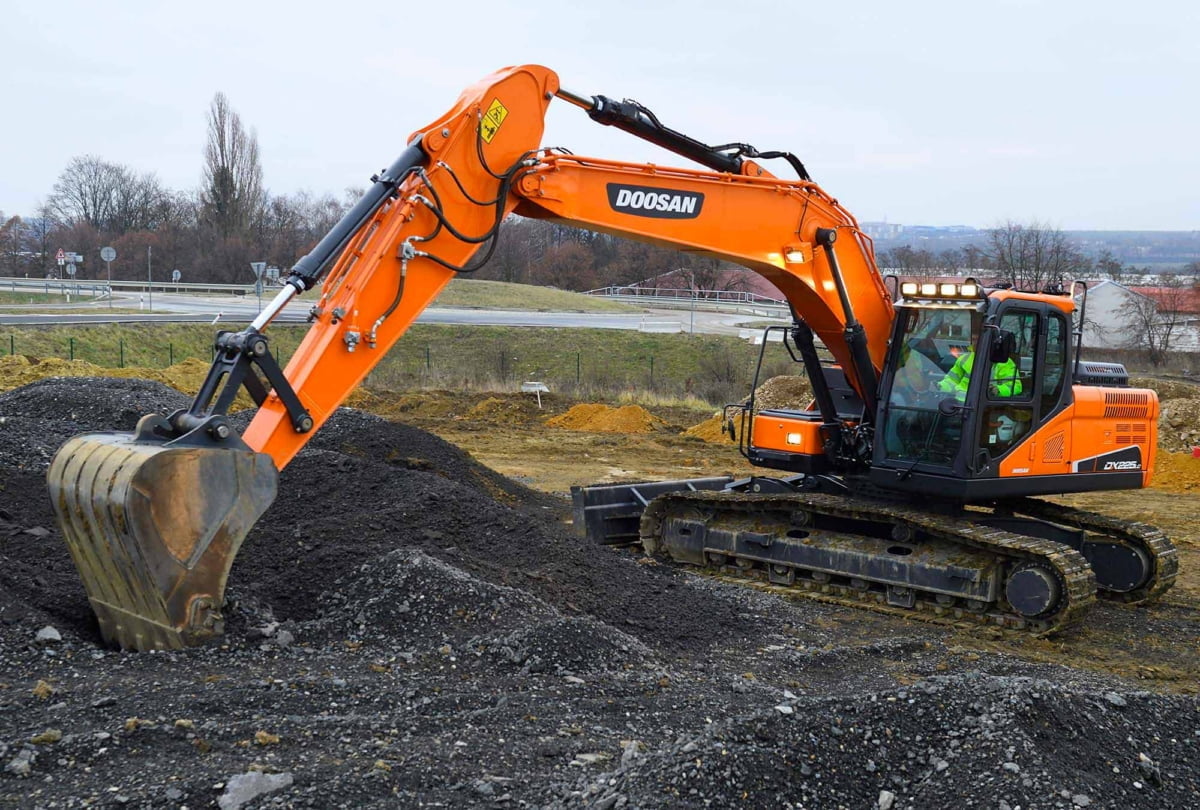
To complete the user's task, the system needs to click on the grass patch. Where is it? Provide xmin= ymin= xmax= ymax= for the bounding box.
xmin=0 ymin=322 xmax=800 ymax=406
xmin=431 ymin=279 xmax=640 ymax=312
xmin=0 ymin=291 xmax=65 ymax=305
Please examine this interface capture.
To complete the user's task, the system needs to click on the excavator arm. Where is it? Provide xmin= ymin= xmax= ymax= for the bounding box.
xmin=48 ymin=64 xmax=894 ymax=650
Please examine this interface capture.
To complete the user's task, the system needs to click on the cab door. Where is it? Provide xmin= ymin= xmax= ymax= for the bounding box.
xmin=969 ymin=303 xmax=1072 ymax=477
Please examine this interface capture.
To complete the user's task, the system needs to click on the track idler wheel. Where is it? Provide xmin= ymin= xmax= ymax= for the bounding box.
xmin=1005 ymin=562 xmax=1063 ymax=618
xmin=47 ymin=415 xmax=278 ymax=651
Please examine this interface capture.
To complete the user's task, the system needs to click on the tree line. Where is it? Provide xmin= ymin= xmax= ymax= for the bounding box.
xmin=0 ymin=92 xmax=354 ymax=285
xmin=0 ymin=91 xmax=1194 ymax=296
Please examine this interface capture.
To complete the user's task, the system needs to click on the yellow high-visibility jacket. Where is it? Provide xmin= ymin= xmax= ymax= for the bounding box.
xmin=938 ymin=349 xmax=1021 ymax=400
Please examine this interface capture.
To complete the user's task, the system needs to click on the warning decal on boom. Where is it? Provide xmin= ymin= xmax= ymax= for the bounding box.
xmin=480 ymin=98 xmax=509 ymax=143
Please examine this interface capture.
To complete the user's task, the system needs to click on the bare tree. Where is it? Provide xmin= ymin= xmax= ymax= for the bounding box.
xmin=47 ymin=156 xmax=165 ymax=235
xmin=986 ymin=220 xmax=1090 ymax=291
xmin=201 ymin=92 xmax=264 ymax=237
xmin=1122 ymin=273 xmax=1195 ymax=365
xmin=0 ymin=213 xmax=22 ymax=274
xmin=1095 ymin=249 xmax=1126 ymax=282
xmin=530 ymin=242 xmax=596 ymax=290
xmin=679 ymin=256 xmax=752 ymax=297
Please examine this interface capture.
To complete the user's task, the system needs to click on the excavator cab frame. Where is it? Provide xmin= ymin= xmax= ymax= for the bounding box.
xmin=869 ymin=284 xmax=1151 ymax=500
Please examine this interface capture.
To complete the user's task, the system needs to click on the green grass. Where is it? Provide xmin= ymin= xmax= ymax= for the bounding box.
xmin=0 ymin=290 xmax=64 ymax=305
xmin=0 ymin=322 xmax=799 ymax=406
xmin=431 ymin=279 xmax=640 ymax=312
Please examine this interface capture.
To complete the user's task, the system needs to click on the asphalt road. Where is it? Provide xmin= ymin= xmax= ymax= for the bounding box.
xmin=0 ymin=292 xmax=776 ymax=337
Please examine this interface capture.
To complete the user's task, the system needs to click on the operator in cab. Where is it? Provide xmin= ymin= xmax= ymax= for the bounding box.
xmin=937 ymin=341 xmax=1022 ymax=400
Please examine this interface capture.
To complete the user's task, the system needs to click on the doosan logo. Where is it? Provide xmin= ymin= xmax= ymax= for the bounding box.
xmin=607 ymin=184 xmax=704 ymax=219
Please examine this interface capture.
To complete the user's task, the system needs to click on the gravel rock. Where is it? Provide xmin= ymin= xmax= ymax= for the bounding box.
xmin=217 ymin=771 xmax=294 ymax=810
xmin=34 ymin=625 xmax=61 ymax=643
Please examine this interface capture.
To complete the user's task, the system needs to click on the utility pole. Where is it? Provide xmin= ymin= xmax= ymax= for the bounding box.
xmin=147 ymin=245 xmax=152 ymax=313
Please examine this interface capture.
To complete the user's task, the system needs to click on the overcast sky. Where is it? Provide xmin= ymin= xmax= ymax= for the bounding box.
xmin=2 ymin=0 xmax=1196 ymax=230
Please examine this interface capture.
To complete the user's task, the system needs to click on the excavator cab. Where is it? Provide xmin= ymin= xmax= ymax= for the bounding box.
xmin=870 ymin=282 xmax=1145 ymax=501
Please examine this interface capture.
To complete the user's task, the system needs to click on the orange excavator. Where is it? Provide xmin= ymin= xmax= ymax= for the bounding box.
xmin=47 ymin=65 xmax=1175 ymax=651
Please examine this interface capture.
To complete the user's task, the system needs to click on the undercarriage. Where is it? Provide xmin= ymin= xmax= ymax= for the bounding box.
xmin=576 ymin=476 xmax=1177 ymax=635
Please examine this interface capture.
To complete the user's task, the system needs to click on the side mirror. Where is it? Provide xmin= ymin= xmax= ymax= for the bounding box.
xmin=990 ymin=329 xmax=1017 ymax=363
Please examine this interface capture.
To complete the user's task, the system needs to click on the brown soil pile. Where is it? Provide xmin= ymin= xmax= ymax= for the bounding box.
xmin=749 ymin=375 xmax=813 ymax=411
xmin=1154 ymin=450 xmax=1200 ymax=492
xmin=1131 ymin=377 xmax=1200 ymax=401
xmin=348 ymin=389 xmax=462 ymax=420
xmin=466 ymin=395 xmax=548 ymax=424
xmin=683 ymin=413 xmax=735 ymax=444
xmin=546 ymin=403 xmax=664 ymax=433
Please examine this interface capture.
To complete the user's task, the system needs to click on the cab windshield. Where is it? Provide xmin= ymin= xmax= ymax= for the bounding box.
xmin=882 ymin=305 xmax=980 ymax=466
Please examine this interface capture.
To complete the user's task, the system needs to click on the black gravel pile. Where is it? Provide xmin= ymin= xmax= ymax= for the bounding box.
xmin=0 ymin=377 xmax=1197 ymax=809
xmin=568 ymin=674 xmax=1200 ymax=809
xmin=0 ymin=377 xmax=188 ymax=471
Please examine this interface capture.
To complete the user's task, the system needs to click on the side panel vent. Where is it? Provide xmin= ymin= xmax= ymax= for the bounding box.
xmin=1104 ymin=391 xmax=1150 ymax=419
xmin=1043 ymin=431 xmax=1065 ymax=463
xmin=1115 ymin=423 xmax=1148 ymax=447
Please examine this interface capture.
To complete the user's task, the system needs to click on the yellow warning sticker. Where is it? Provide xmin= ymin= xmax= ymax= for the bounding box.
xmin=480 ymin=98 xmax=509 ymax=143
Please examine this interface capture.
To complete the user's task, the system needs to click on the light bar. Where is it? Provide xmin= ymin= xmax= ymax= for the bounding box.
xmin=900 ymin=281 xmax=985 ymax=300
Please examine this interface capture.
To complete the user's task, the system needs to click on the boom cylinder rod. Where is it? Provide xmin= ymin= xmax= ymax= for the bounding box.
xmin=250 ymin=284 xmax=299 ymax=333
xmin=556 ymin=88 xmax=743 ymax=175
xmin=287 ymin=141 xmax=428 ymax=291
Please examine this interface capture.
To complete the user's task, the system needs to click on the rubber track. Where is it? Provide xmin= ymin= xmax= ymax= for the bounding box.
xmin=1007 ymin=497 xmax=1177 ymax=604
xmin=641 ymin=491 xmax=1098 ymax=636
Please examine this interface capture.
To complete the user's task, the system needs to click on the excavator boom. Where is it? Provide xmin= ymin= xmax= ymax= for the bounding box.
xmin=49 ymin=64 xmax=889 ymax=650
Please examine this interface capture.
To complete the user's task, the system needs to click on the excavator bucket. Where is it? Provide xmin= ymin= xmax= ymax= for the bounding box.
xmin=47 ymin=414 xmax=277 ymax=651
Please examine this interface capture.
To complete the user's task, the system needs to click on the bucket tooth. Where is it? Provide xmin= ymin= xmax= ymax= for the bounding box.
xmin=47 ymin=418 xmax=277 ymax=651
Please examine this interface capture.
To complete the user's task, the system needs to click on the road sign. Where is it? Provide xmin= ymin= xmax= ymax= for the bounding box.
xmin=66 ymin=263 xmax=76 ymax=276
xmin=100 ymin=246 xmax=116 ymax=262
xmin=250 ymin=261 xmax=267 ymax=279
xmin=172 ymin=269 xmax=182 ymax=283
xmin=56 ymin=249 xmax=65 ymax=261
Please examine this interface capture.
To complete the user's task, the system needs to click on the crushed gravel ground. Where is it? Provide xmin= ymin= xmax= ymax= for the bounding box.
xmin=0 ymin=377 xmax=1198 ymax=809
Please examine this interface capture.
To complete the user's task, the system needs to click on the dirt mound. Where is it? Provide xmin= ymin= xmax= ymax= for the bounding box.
xmin=465 ymin=394 xmax=548 ymax=424
xmin=1 ymin=376 xmax=1199 ymax=808
xmin=0 ymin=376 xmax=191 ymax=471
xmin=1154 ymin=451 xmax=1200 ymax=492
xmin=1131 ymin=377 xmax=1200 ymax=401
xmin=682 ymin=413 xmax=735 ymax=444
xmin=306 ymin=548 xmax=556 ymax=647
xmin=582 ymin=674 xmax=1200 ymax=809
xmin=347 ymin=389 xmax=462 ymax=420
xmin=546 ymin=403 xmax=664 ymax=433
xmin=748 ymin=374 xmax=813 ymax=411
xmin=0 ymin=354 xmax=251 ymax=406
xmin=1157 ymin=398 xmax=1200 ymax=453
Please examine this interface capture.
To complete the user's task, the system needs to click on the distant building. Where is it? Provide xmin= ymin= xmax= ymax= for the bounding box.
xmin=1078 ymin=280 xmax=1200 ymax=351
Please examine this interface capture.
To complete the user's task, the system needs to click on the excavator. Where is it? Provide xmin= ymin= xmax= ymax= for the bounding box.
xmin=46 ymin=65 xmax=1175 ymax=651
